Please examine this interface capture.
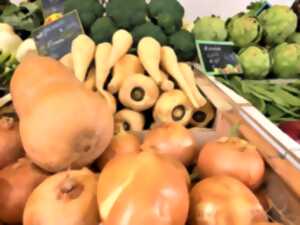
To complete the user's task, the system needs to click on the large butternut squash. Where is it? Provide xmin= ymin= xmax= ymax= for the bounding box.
xmin=10 ymin=54 xmax=114 ymax=172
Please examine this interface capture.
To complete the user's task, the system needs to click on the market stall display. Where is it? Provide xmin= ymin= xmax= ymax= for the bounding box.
xmin=0 ymin=0 xmax=299 ymax=225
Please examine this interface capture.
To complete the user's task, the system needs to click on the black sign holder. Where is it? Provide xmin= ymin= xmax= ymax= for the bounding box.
xmin=196 ymin=40 xmax=243 ymax=76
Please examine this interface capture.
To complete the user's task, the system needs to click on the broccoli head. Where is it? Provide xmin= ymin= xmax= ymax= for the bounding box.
xmin=168 ymin=30 xmax=196 ymax=61
xmin=64 ymin=0 xmax=104 ymax=32
xmin=148 ymin=0 xmax=184 ymax=35
xmin=89 ymin=17 xmax=118 ymax=44
xmin=132 ymin=22 xmax=167 ymax=45
xmin=106 ymin=0 xmax=147 ymax=30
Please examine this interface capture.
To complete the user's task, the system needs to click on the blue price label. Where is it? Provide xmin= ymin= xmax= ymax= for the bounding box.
xmin=32 ymin=10 xmax=84 ymax=59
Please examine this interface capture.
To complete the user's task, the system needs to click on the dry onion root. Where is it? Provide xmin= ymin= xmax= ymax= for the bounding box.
xmin=118 ymin=73 xmax=159 ymax=112
xmin=114 ymin=109 xmax=145 ymax=134
xmin=190 ymin=102 xmax=215 ymax=127
xmin=153 ymin=89 xmax=193 ymax=126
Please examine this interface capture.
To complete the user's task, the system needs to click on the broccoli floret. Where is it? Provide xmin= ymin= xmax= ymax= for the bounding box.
xmin=168 ymin=30 xmax=196 ymax=61
xmin=148 ymin=0 xmax=184 ymax=35
xmin=89 ymin=17 xmax=118 ymax=44
xmin=132 ymin=22 xmax=167 ymax=45
xmin=64 ymin=0 xmax=104 ymax=32
xmin=106 ymin=0 xmax=147 ymax=30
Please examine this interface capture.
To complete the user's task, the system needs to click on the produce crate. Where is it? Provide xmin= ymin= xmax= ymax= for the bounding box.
xmin=193 ymin=70 xmax=300 ymax=225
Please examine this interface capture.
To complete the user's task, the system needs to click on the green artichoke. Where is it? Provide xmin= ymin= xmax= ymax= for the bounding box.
xmin=239 ymin=46 xmax=270 ymax=79
xmin=271 ymin=43 xmax=300 ymax=79
xmin=192 ymin=16 xmax=227 ymax=41
xmin=258 ymin=5 xmax=297 ymax=45
xmin=227 ymin=13 xmax=262 ymax=48
xmin=287 ymin=32 xmax=300 ymax=44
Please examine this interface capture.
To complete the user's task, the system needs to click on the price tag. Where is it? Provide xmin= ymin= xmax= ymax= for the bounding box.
xmin=32 ymin=10 xmax=84 ymax=59
xmin=196 ymin=40 xmax=243 ymax=76
xmin=41 ymin=0 xmax=64 ymax=19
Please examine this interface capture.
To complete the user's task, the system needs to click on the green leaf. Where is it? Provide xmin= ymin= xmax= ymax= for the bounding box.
xmin=276 ymin=105 xmax=300 ymax=118
xmin=282 ymin=85 xmax=300 ymax=95
xmin=273 ymin=88 xmax=300 ymax=107
xmin=266 ymin=104 xmax=285 ymax=121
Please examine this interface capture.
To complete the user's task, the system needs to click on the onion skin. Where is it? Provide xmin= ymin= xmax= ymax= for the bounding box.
xmin=252 ymin=223 xmax=283 ymax=225
xmin=142 ymin=123 xmax=197 ymax=166
xmin=96 ymin=132 xmax=141 ymax=170
xmin=0 ymin=158 xmax=48 ymax=224
xmin=97 ymin=151 xmax=190 ymax=225
xmin=189 ymin=176 xmax=267 ymax=225
xmin=197 ymin=137 xmax=265 ymax=190
xmin=0 ymin=116 xmax=24 ymax=169
xmin=23 ymin=168 xmax=99 ymax=225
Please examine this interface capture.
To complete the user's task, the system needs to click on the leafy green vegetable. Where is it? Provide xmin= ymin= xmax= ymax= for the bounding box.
xmin=0 ymin=51 xmax=18 ymax=95
xmin=106 ymin=0 xmax=147 ymax=30
xmin=218 ymin=77 xmax=300 ymax=123
xmin=0 ymin=1 xmax=43 ymax=39
xmin=64 ymin=0 xmax=104 ymax=32
xmin=246 ymin=0 xmax=267 ymax=16
xmin=1 ymin=3 xmax=41 ymax=36
xmin=168 ymin=30 xmax=196 ymax=61
xmin=132 ymin=22 xmax=167 ymax=45
xmin=148 ymin=0 xmax=184 ymax=35
xmin=89 ymin=17 xmax=117 ymax=44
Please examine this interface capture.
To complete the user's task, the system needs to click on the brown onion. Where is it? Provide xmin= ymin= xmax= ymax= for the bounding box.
xmin=197 ymin=137 xmax=265 ymax=190
xmin=0 ymin=158 xmax=48 ymax=224
xmin=189 ymin=176 xmax=267 ymax=225
xmin=0 ymin=116 xmax=24 ymax=169
xmin=96 ymin=131 xmax=141 ymax=170
xmin=23 ymin=168 xmax=99 ymax=225
xmin=141 ymin=123 xmax=197 ymax=166
xmin=97 ymin=151 xmax=189 ymax=225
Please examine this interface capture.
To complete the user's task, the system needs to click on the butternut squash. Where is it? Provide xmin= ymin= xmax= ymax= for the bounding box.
xmin=10 ymin=54 xmax=114 ymax=172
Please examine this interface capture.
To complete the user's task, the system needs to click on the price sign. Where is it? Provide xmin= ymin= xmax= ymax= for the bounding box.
xmin=32 ymin=10 xmax=84 ymax=59
xmin=196 ymin=40 xmax=243 ymax=76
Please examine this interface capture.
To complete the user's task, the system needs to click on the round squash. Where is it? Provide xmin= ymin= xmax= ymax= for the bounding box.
xmin=97 ymin=150 xmax=190 ymax=225
xmin=0 ymin=158 xmax=48 ymax=224
xmin=142 ymin=123 xmax=197 ymax=166
xmin=0 ymin=116 xmax=23 ymax=169
xmin=189 ymin=176 xmax=267 ymax=225
xmin=197 ymin=137 xmax=265 ymax=189
xmin=23 ymin=168 xmax=99 ymax=225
